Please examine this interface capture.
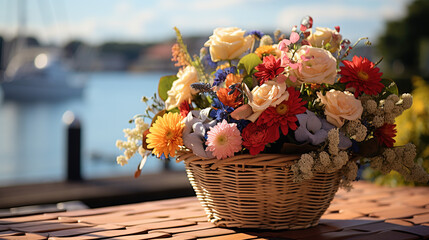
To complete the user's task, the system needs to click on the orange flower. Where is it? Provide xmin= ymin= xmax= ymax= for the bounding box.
xmin=225 ymin=73 xmax=242 ymax=88
xmin=146 ymin=112 xmax=184 ymax=158
xmin=217 ymin=87 xmax=242 ymax=109
xmin=255 ymin=45 xmax=276 ymax=58
xmin=171 ymin=43 xmax=189 ymax=67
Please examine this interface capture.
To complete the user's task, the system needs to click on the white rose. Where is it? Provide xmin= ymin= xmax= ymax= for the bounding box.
xmin=204 ymin=27 xmax=254 ymax=62
xmin=308 ymin=27 xmax=342 ymax=53
xmin=165 ymin=66 xmax=198 ymax=110
xmin=247 ymin=81 xmax=289 ymax=122
xmin=317 ymin=90 xmax=363 ymax=127
xmin=290 ymin=45 xmax=337 ymax=85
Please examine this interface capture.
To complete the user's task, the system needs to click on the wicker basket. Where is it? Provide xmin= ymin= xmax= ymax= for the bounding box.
xmin=177 ymin=152 xmax=342 ymax=230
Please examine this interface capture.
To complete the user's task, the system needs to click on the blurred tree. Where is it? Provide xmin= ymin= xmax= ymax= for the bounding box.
xmin=98 ymin=42 xmax=150 ymax=63
xmin=378 ymin=0 xmax=429 ymax=77
xmin=63 ymin=40 xmax=85 ymax=59
xmin=10 ymin=36 xmax=40 ymax=47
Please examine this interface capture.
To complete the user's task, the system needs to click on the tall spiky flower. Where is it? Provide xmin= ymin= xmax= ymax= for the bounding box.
xmin=171 ymin=43 xmax=190 ymax=67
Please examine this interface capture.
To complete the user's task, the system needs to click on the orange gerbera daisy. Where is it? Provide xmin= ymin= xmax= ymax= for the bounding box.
xmin=255 ymin=45 xmax=277 ymax=58
xmin=146 ymin=112 xmax=184 ymax=158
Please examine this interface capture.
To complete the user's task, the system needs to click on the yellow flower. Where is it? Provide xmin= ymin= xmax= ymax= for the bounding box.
xmin=307 ymin=27 xmax=342 ymax=53
xmin=146 ymin=112 xmax=185 ymax=158
xmin=204 ymin=27 xmax=254 ymax=62
xmin=165 ymin=66 xmax=199 ymax=110
xmin=395 ymin=76 xmax=429 ymax=147
xmin=255 ymin=45 xmax=276 ymax=58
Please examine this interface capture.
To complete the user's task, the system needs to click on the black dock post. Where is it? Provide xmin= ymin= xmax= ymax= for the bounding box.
xmin=63 ymin=111 xmax=82 ymax=181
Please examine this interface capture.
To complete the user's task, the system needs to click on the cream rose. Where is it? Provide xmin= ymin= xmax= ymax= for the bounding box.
xmin=247 ymin=81 xmax=289 ymax=122
xmin=317 ymin=90 xmax=363 ymax=127
xmin=204 ymin=27 xmax=254 ymax=62
xmin=308 ymin=27 xmax=342 ymax=53
xmin=290 ymin=45 xmax=337 ymax=85
xmin=165 ymin=66 xmax=198 ymax=110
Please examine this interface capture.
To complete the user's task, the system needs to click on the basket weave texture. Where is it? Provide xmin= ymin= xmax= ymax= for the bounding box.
xmin=177 ymin=152 xmax=342 ymax=230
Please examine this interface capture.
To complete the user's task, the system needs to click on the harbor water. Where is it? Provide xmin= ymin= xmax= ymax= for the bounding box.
xmin=0 ymin=71 xmax=184 ymax=186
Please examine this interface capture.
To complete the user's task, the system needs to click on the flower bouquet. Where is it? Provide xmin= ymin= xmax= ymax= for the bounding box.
xmin=116 ymin=16 xmax=429 ymax=229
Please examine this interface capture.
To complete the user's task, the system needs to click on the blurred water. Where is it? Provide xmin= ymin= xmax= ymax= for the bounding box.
xmin=0 ymin=71 xmax=184 ymax=186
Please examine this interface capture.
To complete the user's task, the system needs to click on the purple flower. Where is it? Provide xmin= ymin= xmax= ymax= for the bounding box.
xmin=245 ymin=30 xmax=264 ymax=39
xmin=183 ymin=109 xmax=217 ymax=159
xmin=202 ymin=50 xmax=217 ymax=69
xmin=294 ymin=110 xmax=352 ymax=149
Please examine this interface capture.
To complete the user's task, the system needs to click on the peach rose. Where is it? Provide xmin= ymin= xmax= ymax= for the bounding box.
xmin=308 ymin=27 xmax=342 ymax=53
xmin=165 ymin=66 xmax=198 ymax=110
xmin=290 ymin=45 xmax=337 ymax=85
xmin=247 ymin=81 xmax=289 ymax=122
xmin=204 ymin=27 xmax=254 ymax=62
xmin=317 ymin=90 xmax=363 ymax=127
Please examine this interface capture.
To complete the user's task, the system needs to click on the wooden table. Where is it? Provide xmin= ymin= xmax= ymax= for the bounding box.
xmin=0 ymin=181 xmax=429 ymax=240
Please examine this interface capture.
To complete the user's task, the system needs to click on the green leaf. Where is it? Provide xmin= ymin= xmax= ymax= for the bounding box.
xmin=158 ymin=75 xmax=178 ymax=101
xmin=243 ymin=75 xmax=255 ymax=90
xmin=237 ymin=53 xmax=262 ymax=75
xmin=167 ymin=107 xmax=180 ymax=114
xmin=193 ymin=93 xmax=212 ymax=109
xmin=380 ymin=78 xmax=399 ymax=96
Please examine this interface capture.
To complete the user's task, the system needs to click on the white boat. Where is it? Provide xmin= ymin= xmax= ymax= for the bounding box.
xmin=0 ymin=0 xmax=85 ymax=101
xmin=1 ymin=47 xmax=85 ymax=101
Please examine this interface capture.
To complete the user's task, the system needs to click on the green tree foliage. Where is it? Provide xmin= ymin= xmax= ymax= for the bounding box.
xmin=98 ymin=42 xmax=151 ymax=62
xmin=63 ymin=40 xmax=85 ymax=58
xmin=378 ymin=0 xmax=429 ymax=76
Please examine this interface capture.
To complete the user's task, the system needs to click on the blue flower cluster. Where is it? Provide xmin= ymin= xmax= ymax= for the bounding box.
xmin=209 ymin=98 xmax=250 ymax=131
xmin=213 ymin=67 xmax=237 ymax=87
xmin=202 ymin=49 xmax=217 ymax=69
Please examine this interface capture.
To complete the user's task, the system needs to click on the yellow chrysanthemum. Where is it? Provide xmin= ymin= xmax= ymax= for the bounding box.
xmin=255 ymin=45 xmax=276 ymax=58
xmin=146 ymin=112 xmax=184 ymax=158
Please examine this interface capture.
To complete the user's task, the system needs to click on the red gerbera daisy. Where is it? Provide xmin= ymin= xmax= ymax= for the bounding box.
xmin=374 ymin=123 xmax=397 ymax=148
xmin=242 ymin=122 xmax=279 ymax=155
xmin=254 ymin=55 xmax=285 ymax=85
xmin=256 ymin=87 xmax=307 ymax=136
xmin=339 ymin=56 xmax=384 ymax=97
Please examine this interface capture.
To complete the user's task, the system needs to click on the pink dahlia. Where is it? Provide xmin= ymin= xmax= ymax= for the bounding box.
xmin=206 ymin=120 xmax=243 ymax=160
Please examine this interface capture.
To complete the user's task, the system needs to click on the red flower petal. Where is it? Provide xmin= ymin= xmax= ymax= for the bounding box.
xmin=255 ymin=55 xmax=285 ymax=85
xmin=374 ymin=124 xmax=397 ymax=148
xmin=257 ymin=87 xmax=307 ymax=136
xmin=242 ymin=122 xmax=280 ymax=155
xmin=339 ymin=56 xmax=384 ymax=97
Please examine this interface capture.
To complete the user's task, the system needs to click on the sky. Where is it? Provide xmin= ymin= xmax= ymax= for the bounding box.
xmin=0 ymin=0 xmax=412 ymax=46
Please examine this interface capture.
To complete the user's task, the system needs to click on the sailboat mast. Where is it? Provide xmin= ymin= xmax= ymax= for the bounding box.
xmin=17 ymin=0 xmax=27 ymax=49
